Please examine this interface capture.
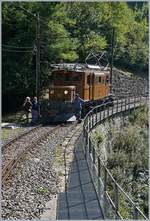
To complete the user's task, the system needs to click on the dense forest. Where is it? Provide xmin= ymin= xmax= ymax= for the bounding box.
xmin=2 ymin=2 xmax=148 ymax=113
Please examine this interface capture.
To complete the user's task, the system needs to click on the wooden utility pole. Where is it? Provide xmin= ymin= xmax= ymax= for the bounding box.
xmin=110 ymin=28 xmax=115 ymax=93
xmin=36 ymin=13 xmax=40 ymax=99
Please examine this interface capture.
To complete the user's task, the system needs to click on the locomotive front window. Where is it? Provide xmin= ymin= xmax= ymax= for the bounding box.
xmin=72 ymin=75 xmax=81 ymax=81
xmin=56 ymin=73 xmax=64 ymax=81
xmin=65 ymin=74 xmax=71 ymax=81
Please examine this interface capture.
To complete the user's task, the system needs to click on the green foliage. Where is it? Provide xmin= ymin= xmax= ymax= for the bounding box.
xmin=2 ymin=2 xmax=148 ymax=112
xmin=129 ymin=105 xmax=148 ymax=127
xmin=92 ymin=129 xmax=104 ymax=145
xmin=106 ymin=110 xmax=148 ymax=216
xmin=92 ymin=107 xmax=148 ymax=217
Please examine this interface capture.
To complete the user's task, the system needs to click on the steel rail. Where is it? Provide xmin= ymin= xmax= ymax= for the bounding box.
xmin=2 ymin=125 xmax=61 ymax=183
xmin=2 ymin=125 xmax=42 ymax=151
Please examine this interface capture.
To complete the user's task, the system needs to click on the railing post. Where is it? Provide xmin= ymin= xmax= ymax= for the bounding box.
xmin=96 ymin=108 xmax=98 ymax=124
xmin=117 ymin=99 xmax=118 ymax=113
xmin=87 ymin=116 xmax=89 ymax=133
xmin=103 ymin=105 xmax=105 ymax=119
xmin=114 ymin=183 xmax=119 ymax=218
xmin=121 ymin=99 xmax=123 ymax=112
xmin=84 ymin=131 xmax=87 ymax=157
xmin=98 ymin=157 xmax=101 ymax=177
xmin=107 ymin=105 xmax=109 ymax=117
xmin=125 ymin=98 xmax=126 ymax=111
xmin=97 ymin=156 xmax=101 ymax=198
xmin=87 ymin=132 xmax=90 ymax=156
xmin=128 ymin=96 xmax=130 ymax=110
xmin=104 ymin=168 xmax=107 ymax=192
xmin=85 ymin=131 xmax=88 ymax=145
xmin=140 ymin=96 xmax=142 ymax=106
xmin=89 ymin=138 xmax=92 ymax=154
xmin=90 ymin=113 xmax=92 ymax=130
xmin=133 ymin=206 xmax=138 ymax=219
xmin=112 ymin=104 xmax=114 ymax=115
xmin=92 ymin=110 xmax=94 ymax=127
xmin=134 ymin=96 xmax=136 ymax=110
xmin=92 ymin=147 xmax=95 ymax=164
xmin=99 ymin=107 xmax=101 ymax=122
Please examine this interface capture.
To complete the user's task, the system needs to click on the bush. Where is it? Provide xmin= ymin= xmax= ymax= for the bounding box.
xmin=92 ymin=106 xmax=148 ymax=217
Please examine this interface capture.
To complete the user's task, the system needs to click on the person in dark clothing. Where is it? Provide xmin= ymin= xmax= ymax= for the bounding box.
xmin=31 ymin=97 xmax=39 ymax=124
xmin=73 ymin=94 xmax=84 ymax=123
xmin=20 ymin=97 xmax=32 ymax=123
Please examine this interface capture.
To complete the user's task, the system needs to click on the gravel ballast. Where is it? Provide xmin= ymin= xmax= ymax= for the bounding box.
xmin=2 ymin=124 xmax=75 ymax=220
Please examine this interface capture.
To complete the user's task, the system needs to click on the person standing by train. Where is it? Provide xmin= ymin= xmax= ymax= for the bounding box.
xmin=73 ymin=93 xmax=84 ymax=123
xmin=20 ymin=97 xmax=32 ymax=123
xmin=31 ymin=96 xmax=40 ymax=124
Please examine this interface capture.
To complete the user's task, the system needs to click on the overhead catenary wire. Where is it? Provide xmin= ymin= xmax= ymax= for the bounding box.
xmin=2 ymin=44 xmax=33 ymax=49
xmin=15 ymin=5 xmax=49 ymax=26
xmin=2 ymin=49 xmax=33 ymax=52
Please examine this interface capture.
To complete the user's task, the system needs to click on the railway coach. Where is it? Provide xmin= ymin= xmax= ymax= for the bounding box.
xmin=40 ymin=63 xmax=113 ymax=123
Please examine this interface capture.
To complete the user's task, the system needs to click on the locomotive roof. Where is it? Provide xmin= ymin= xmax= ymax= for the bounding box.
xmin=50 ymin=63 xmax=109 ymax=72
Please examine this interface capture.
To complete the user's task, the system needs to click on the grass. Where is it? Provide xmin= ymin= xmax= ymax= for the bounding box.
xmin=2 ymin=111 xmax=32 ymax=125
xmin=2 ymin=127 xmax=28 ymax=142
xmin=57 ymin=171 xmax=64 ymax=176
xmin=56 ymin=146 xmax=64 ymax=166
xmin=2 ymin=128 xmax=18 ymax=140
xmin=2 ymin=111 xmax=21 ymax=123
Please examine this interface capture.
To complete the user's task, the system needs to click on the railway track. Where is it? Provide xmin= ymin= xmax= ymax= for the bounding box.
xmin=2 ymin=125 xmax=61 ymax=183
xmin=2 ymin=123 xmax=76 ymax=219
xmin=2 ymin=125 xmax=42 ymax=151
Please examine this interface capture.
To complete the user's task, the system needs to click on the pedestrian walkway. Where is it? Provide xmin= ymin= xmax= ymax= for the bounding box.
xmin=56 ymin=135 xmax=104 ymax=220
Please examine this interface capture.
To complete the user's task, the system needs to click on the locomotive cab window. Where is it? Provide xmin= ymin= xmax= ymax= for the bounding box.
xmin=56 ymin=73 xmax=64 ymax=81
xmin=99 ymin=76 xmax=102 ymax=83
xmin=72 ymin=75 xmax=82 ymax=81
xmin=106 ymin=76 xmax=109 ymax=84
xmin=65 ymin=74 xmax=71 ymax=81
xmin=87 ymin=75 xmax=90 ymax=85
xmin=102 ymin=77 xmax=105 ymax=84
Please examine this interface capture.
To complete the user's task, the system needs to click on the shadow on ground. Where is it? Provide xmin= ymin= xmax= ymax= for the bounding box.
xmin=56 ymin=135 xmax=104 ymax=220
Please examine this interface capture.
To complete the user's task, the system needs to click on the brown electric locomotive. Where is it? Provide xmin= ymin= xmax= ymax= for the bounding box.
xmin=41 ymin=63 xmax=112 ymax=123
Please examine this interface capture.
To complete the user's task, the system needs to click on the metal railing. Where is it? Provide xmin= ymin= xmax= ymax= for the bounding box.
xmin=83 ymin=96 xmax=148 ymax=220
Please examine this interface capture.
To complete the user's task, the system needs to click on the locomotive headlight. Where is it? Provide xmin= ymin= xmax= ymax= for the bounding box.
xmin=64 ymin=90 xmax=68 ymax=95
xmin=50 ymin=89 xmax=54 ymax=94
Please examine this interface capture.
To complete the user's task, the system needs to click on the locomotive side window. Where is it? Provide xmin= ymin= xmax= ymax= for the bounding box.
xmin=87 ymin=75 xmax=90 ymax=85
xmin=99 ymin=77 xmax=102 ymax=83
